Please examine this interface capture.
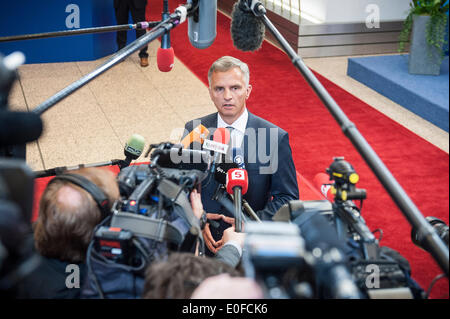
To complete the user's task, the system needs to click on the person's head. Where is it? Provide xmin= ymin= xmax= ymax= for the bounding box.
xmin=33 ymin=167 xmax=119 ymax=263
xmin=208 ymin=56 xmax=252 ymax=125
xmin=191 ymin=274 xmax=264 ymax=299
xmin=142 ymin=252 xmax=243 ymax=299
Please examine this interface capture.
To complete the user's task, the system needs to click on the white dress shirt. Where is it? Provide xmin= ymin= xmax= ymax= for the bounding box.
xmin=217 ymin=108 xmax=248 ymax=149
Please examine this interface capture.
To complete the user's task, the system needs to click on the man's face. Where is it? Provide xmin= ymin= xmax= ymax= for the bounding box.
xmin=209 ymin=67 xmax=252 ymax=125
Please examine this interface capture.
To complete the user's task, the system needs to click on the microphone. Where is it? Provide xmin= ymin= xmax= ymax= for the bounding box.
xmin=230 ymin=0 xmax=265 ymax=52
xmin=292 ymin=211 xmax=361 ymax=299
xmin=187 ymin=0 xmax=217 ymax=49
xmin=313 ymin=173 xmax=335 ymax=202
xmin=121 ymin=134 xmax=146 ymax=169
xmin=232 ymin=146 xmax=245 ymax=169
xmin=0 ymin=110 xmax=43 ymax=145
xmin=157 ymin=1 xmax=175 ymax=72
xmin=226 ymin=168 xmax=249 ymax=232
xmin=214 ymin=162 xmax=239 ymax=185
xmin=203 ymin=127 xmax=231 ymax=174
xmin=180 ymin=124 xmax=210 ymax=149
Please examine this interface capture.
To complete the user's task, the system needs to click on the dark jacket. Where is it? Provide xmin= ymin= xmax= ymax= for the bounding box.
xmin=184 ymin=111 xmax=299 ymax=221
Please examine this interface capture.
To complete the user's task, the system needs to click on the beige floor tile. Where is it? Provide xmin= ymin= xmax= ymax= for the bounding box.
xmin=7 ymin=81 xmax=28 ymax=111
xmin=18 ymin=62 xmax=81 ymax=79
xmin=25 ymin=141 xmax=44 ymax=171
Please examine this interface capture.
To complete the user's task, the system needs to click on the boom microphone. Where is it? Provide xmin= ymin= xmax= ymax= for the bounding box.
xmin=157 ymin=34 xmax=174 ymax=72
xmin=187 ymin=0 xmax=217 ymax=49
xmin=230 ymin=0 xmax=265 ymax=52
xmin=0 ymin=110 xmax=43 ymax=145
xmin=157 ymin=1 xmax=175 ymax=72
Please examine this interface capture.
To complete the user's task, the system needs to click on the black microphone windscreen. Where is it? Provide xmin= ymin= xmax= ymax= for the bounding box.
xmin=0 ymin=111 xmax=43 ymax=145
xmin=214 ymin=161 xmax=238 ymax=184
xmin=230 ymin=1 xmax=265 ymax=52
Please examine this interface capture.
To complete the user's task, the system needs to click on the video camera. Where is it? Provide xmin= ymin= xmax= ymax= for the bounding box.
xmin=0 ymin=51 xmax=43 ymax=297
xmin=83 ymin=142 xmax=214 ymax=298
xmin=244 ymin=157 xmax=426 ymax=299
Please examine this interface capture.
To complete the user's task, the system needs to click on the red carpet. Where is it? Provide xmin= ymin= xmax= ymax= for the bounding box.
xmin=145 ymin=0 xmax=449 ymax=298
xmin=32 ymin=1 xmax=448 ymax=299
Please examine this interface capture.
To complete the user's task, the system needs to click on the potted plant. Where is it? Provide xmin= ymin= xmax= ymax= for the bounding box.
xmin=398 ymin=0 xmax=449 ymax=75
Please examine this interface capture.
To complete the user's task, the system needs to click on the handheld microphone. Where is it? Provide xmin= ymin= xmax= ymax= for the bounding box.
xmin=214 ymin=162 xmax=239 ymax=185
xmin=313 ymin=173 xmax=335 ymax=202
xmin=180 ymin=124 xmax=210 ymax=149
xmin=232 ymin=146 xmax=245 ymax=169
xmin=121 ymin=134 xmax=146 ymax=168
xmin=226 ymin=168 xmax=249 ymax=232
xmin=0 ymin=110 xmax=43 ymax=145
xmin=203 ymin=127 xmax=231 ymax=175
xmin=230 ymin=0 xmax=265 ymax=52
xmin=157 ymin=1 xmax=175 ymax=72
xmin=187 ymin=0 xmax=217 ymax=49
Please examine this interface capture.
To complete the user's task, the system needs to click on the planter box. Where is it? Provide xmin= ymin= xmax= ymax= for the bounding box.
xmin=409 ymin=14 xmax=446 ymax=75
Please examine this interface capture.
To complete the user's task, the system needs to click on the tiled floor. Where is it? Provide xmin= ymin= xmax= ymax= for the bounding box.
xmin=7 ymin=40 xmax=449 ymax=172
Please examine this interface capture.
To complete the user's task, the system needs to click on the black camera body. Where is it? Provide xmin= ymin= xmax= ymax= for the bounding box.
xmin=83 ymin=143 xmax=212 ymax=298
xmin=250 ymin=158 xmax=425 ymax=299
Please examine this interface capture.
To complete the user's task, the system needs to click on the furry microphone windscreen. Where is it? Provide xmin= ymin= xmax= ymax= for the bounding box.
xmin=230 ymin=1 xmax=265 ymax=52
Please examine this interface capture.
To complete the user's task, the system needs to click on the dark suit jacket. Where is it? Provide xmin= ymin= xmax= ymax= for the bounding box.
xmin=184 ymin=111 xmax=299 ymax=221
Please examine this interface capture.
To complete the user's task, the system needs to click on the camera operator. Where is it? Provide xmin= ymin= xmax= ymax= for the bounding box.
xmin=15 ymin=167 xmax=119 ymax=299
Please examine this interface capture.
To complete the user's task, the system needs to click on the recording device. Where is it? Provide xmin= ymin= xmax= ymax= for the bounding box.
xmin=1 ymin=52 xmax=43 ymax=159
xmin=232 ymin=146 xmax=245 ymax=169
xmin=122 ymin=134 xmax=146 ymax=168
xmin=180 ymin=123 xmax=210 ymax=149
xmin=230 ymin=0 xmax=265 ymax=52
xmin=313 ymin=172 xmax=334 ymax=201
xmin=84 ymin=142 xmax=213 ymax=298
xmin=94 ymin=226 xmax=134 ymax=265
xmin=33 ymin=133 xmax=146 ymax=178
xmin=204 ymin=127 xmax=231 ymax=175
xmin=242 ymin=220 xmax=361 ymax=299
xmin=187 ymin=0 xmax=217 ymax=49
xmin=0 ymin=159 xmax=41 ymax=295
xmin=157 ymin=0 xmax=175 ymax=72
xmin=226 ymin=168 xmax=248 ymax=232
xmin=267 ymin=158 xmax=424 ymax=298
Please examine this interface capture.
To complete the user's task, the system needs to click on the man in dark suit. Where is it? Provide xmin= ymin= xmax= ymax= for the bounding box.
xmin=183 ymin=56 xmax=299 ymax=252
xmin=114 ymin=0 xmax=149 ymax=67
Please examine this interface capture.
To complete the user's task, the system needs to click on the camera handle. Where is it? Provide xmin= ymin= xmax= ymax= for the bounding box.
xmin=333 ymin=201 xmax=379 ymax=260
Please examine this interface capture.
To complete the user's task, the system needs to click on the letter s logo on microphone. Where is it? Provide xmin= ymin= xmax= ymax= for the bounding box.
xmin=231 ymin=170 xmax=244 ymax=180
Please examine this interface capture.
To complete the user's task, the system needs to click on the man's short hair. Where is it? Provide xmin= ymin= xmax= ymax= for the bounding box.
xmin=33 ymin=167 xmax=119 ymax=263
xmin=142 ymin=252 xmax=243 ymax=299
xmin=208 ymin=56 xmax=250 ymax=87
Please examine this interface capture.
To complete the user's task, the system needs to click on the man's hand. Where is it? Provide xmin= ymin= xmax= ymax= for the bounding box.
xmin=223 ymin=226 xmax=245 ymax=249
xmin=189 ymin=189 xmax=204 ymax=219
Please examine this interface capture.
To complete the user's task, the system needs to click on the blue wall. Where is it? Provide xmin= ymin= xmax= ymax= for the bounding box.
xmin=0 ymin=0 xmax=129 ymax=63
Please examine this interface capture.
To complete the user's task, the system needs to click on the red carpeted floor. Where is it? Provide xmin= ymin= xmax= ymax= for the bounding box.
xmin=31 ymin=1 xmax=448 ymax=299
xmin=143 ymin=0 xmax=449 ymax=298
